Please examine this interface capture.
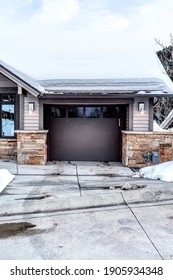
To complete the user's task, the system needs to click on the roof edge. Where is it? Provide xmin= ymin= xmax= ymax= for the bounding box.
xmin=0 ymin=66 xmax=40 ymax=97
xmin=0 ymin=60 xmax=47 ymax=97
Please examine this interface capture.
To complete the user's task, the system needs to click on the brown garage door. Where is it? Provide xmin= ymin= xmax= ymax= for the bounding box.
xmin=48 ymin=106 xmax=121 ymax=161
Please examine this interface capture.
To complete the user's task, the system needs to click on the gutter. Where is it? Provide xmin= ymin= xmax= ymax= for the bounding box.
xmin=39 ymin=92 xmax=173 ymax=99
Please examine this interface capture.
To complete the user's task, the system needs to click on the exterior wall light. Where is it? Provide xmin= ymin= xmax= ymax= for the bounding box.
xmin=138 ymin=102 xmax=145 ymax=114
xmin=29 ymin=102 xmax=34 ymax=113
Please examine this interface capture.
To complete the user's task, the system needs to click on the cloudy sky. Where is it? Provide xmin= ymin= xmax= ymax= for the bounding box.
xmin=0 ymin=0 xmax=173 ymax=79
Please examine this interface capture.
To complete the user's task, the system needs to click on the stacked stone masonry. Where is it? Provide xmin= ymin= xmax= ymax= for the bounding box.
xmin=0 ymin=139 xmax=17 ymax=160
xmin=16 ymin=131 xmax=48 ymax=165
xmin=122 ymin=131 xmax=173 ymax=168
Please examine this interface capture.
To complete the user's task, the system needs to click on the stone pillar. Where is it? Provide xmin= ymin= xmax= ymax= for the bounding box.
xmin=122 ymin=131 xmax=173 ymax=168
xmin=0 ymin=139 xmax=17 ymax=160
xmin=15 ymin=130 xmax=48 ymax=165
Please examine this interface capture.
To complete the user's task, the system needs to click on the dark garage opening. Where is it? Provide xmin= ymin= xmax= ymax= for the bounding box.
xmin=44 ymin=105 xmax=127 ymax=161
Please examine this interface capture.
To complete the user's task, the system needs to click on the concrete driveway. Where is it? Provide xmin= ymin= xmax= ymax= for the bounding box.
xmin=0 ymin=160 xmax=173 ymax=259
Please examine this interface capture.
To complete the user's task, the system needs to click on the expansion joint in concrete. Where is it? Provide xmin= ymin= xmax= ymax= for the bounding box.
xmin=75 ymin=165 xmax=82 ymax=197
xmin=120 ymin=192 xmax=164 ymax=260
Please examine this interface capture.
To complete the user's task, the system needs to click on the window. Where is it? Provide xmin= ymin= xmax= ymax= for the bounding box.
xmin=85 ymin=107 xmax=102 ymax=118
xmin=0 ymin=94 xmax=15 ymax=137
xmin=50 ymin=106 xmax=66 ymax=118
xmin=49 ymin=106 xmax=121 ymax=119
xmin=102 ymin=106 xmax=120 ymax=118
xmin=68 ymin=107 xmax=84 ymax=118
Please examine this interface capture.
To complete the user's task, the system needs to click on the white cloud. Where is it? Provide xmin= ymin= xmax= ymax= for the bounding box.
xmin=1 ymin=0 xmax=173 ymax=79
xmin=26 ymin=0 xmax=34 ymax=4
xmin=90 ymin=14 xmax=130 ymax=31
xmin=34 ymin=0 xmax=79 ymax=24
xmin=137 ymin=0 xmax=173 ymax=42
xmin=114 ymin=16 xmax=130 ymax=30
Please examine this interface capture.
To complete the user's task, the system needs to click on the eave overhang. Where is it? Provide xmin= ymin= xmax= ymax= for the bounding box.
xmin=39 ymin=90 xmax=173 ymax=99
xmin=0 ymin=65 xmax=41 ymax=97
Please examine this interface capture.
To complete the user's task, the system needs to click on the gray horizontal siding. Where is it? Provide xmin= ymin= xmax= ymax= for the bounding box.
xmin=24 ymin=93 xmax=39 ymax=130
xmin=0 ymin=73 xmax=17 ymax=87
xmin=133 ymin=97 xmax=149 ymax=131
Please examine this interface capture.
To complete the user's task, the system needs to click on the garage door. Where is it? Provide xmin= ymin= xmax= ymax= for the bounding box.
xmin=48 ymin=106 xmax=121 ymax=161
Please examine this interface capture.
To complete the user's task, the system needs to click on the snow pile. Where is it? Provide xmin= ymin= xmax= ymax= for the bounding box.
xmin=153 ymin=120 xmax=166 ymax=131
xmin=139 ymin=161 xmax=173 ymax=182
xmin=153 ymin=120 xmax=172 ymax=132
xmin=0 ymin=169 xmax=15 ymax=193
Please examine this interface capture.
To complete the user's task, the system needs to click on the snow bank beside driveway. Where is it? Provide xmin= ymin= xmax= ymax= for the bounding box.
xmin=139 ymin=161 xmax=173 ymax=182
xmin=0 ymin=169 xmax=15 ymax=193
xmin=153 ymin=120 xmax=166 ymax=131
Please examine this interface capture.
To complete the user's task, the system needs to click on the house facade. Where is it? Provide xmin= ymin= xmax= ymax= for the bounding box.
xmin=1 ymin=59 xmax=173 ymax=167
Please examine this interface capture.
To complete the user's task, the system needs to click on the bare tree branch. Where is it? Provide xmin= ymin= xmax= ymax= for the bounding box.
xmin=154 ymin=35 xmax=173 ymax=127
xmin=155 ymin=38 xmax=166 ymax=49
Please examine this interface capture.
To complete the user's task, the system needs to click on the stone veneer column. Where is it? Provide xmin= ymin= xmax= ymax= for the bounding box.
xmin=15 ymin=130 xmax=48 ymax=165
xmin=122 ymin=131 xmax=173 ymax=168
xmin=0 ymin=139 xmax=17 ymax=160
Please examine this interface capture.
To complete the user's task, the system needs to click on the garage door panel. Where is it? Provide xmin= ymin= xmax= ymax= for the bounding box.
xmin=49 ymin=118 xmax=120 ymax=161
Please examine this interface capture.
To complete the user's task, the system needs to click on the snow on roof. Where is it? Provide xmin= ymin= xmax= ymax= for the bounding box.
xmin=0 ymin=59 xmax=45 ymax=94
xmin=37 ymin=48 xmax=173 ymax=95
xmin=1 ymin=46 xmax=173 ymax=96
xmin=39 ymin=77 xmax=173 ymax=94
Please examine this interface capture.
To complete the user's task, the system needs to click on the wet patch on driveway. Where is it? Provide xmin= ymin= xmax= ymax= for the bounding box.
xmin=15 ymin=195 xmax=51 ymax=201
xmin=0 ymin=222 xmax=36 ymax=238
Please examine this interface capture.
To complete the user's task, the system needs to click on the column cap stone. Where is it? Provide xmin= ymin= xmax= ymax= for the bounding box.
xmin=122 ymin=131 xmax=173 ymax=135
xmin=14 ymin=130 xmax=48 ymax=134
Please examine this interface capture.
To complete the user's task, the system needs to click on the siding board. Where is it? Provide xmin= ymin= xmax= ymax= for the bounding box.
xmin=24 ymin=93 xmax=39 ymax=130
xmin=133 ymin=97 xmax=149 ymax=131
